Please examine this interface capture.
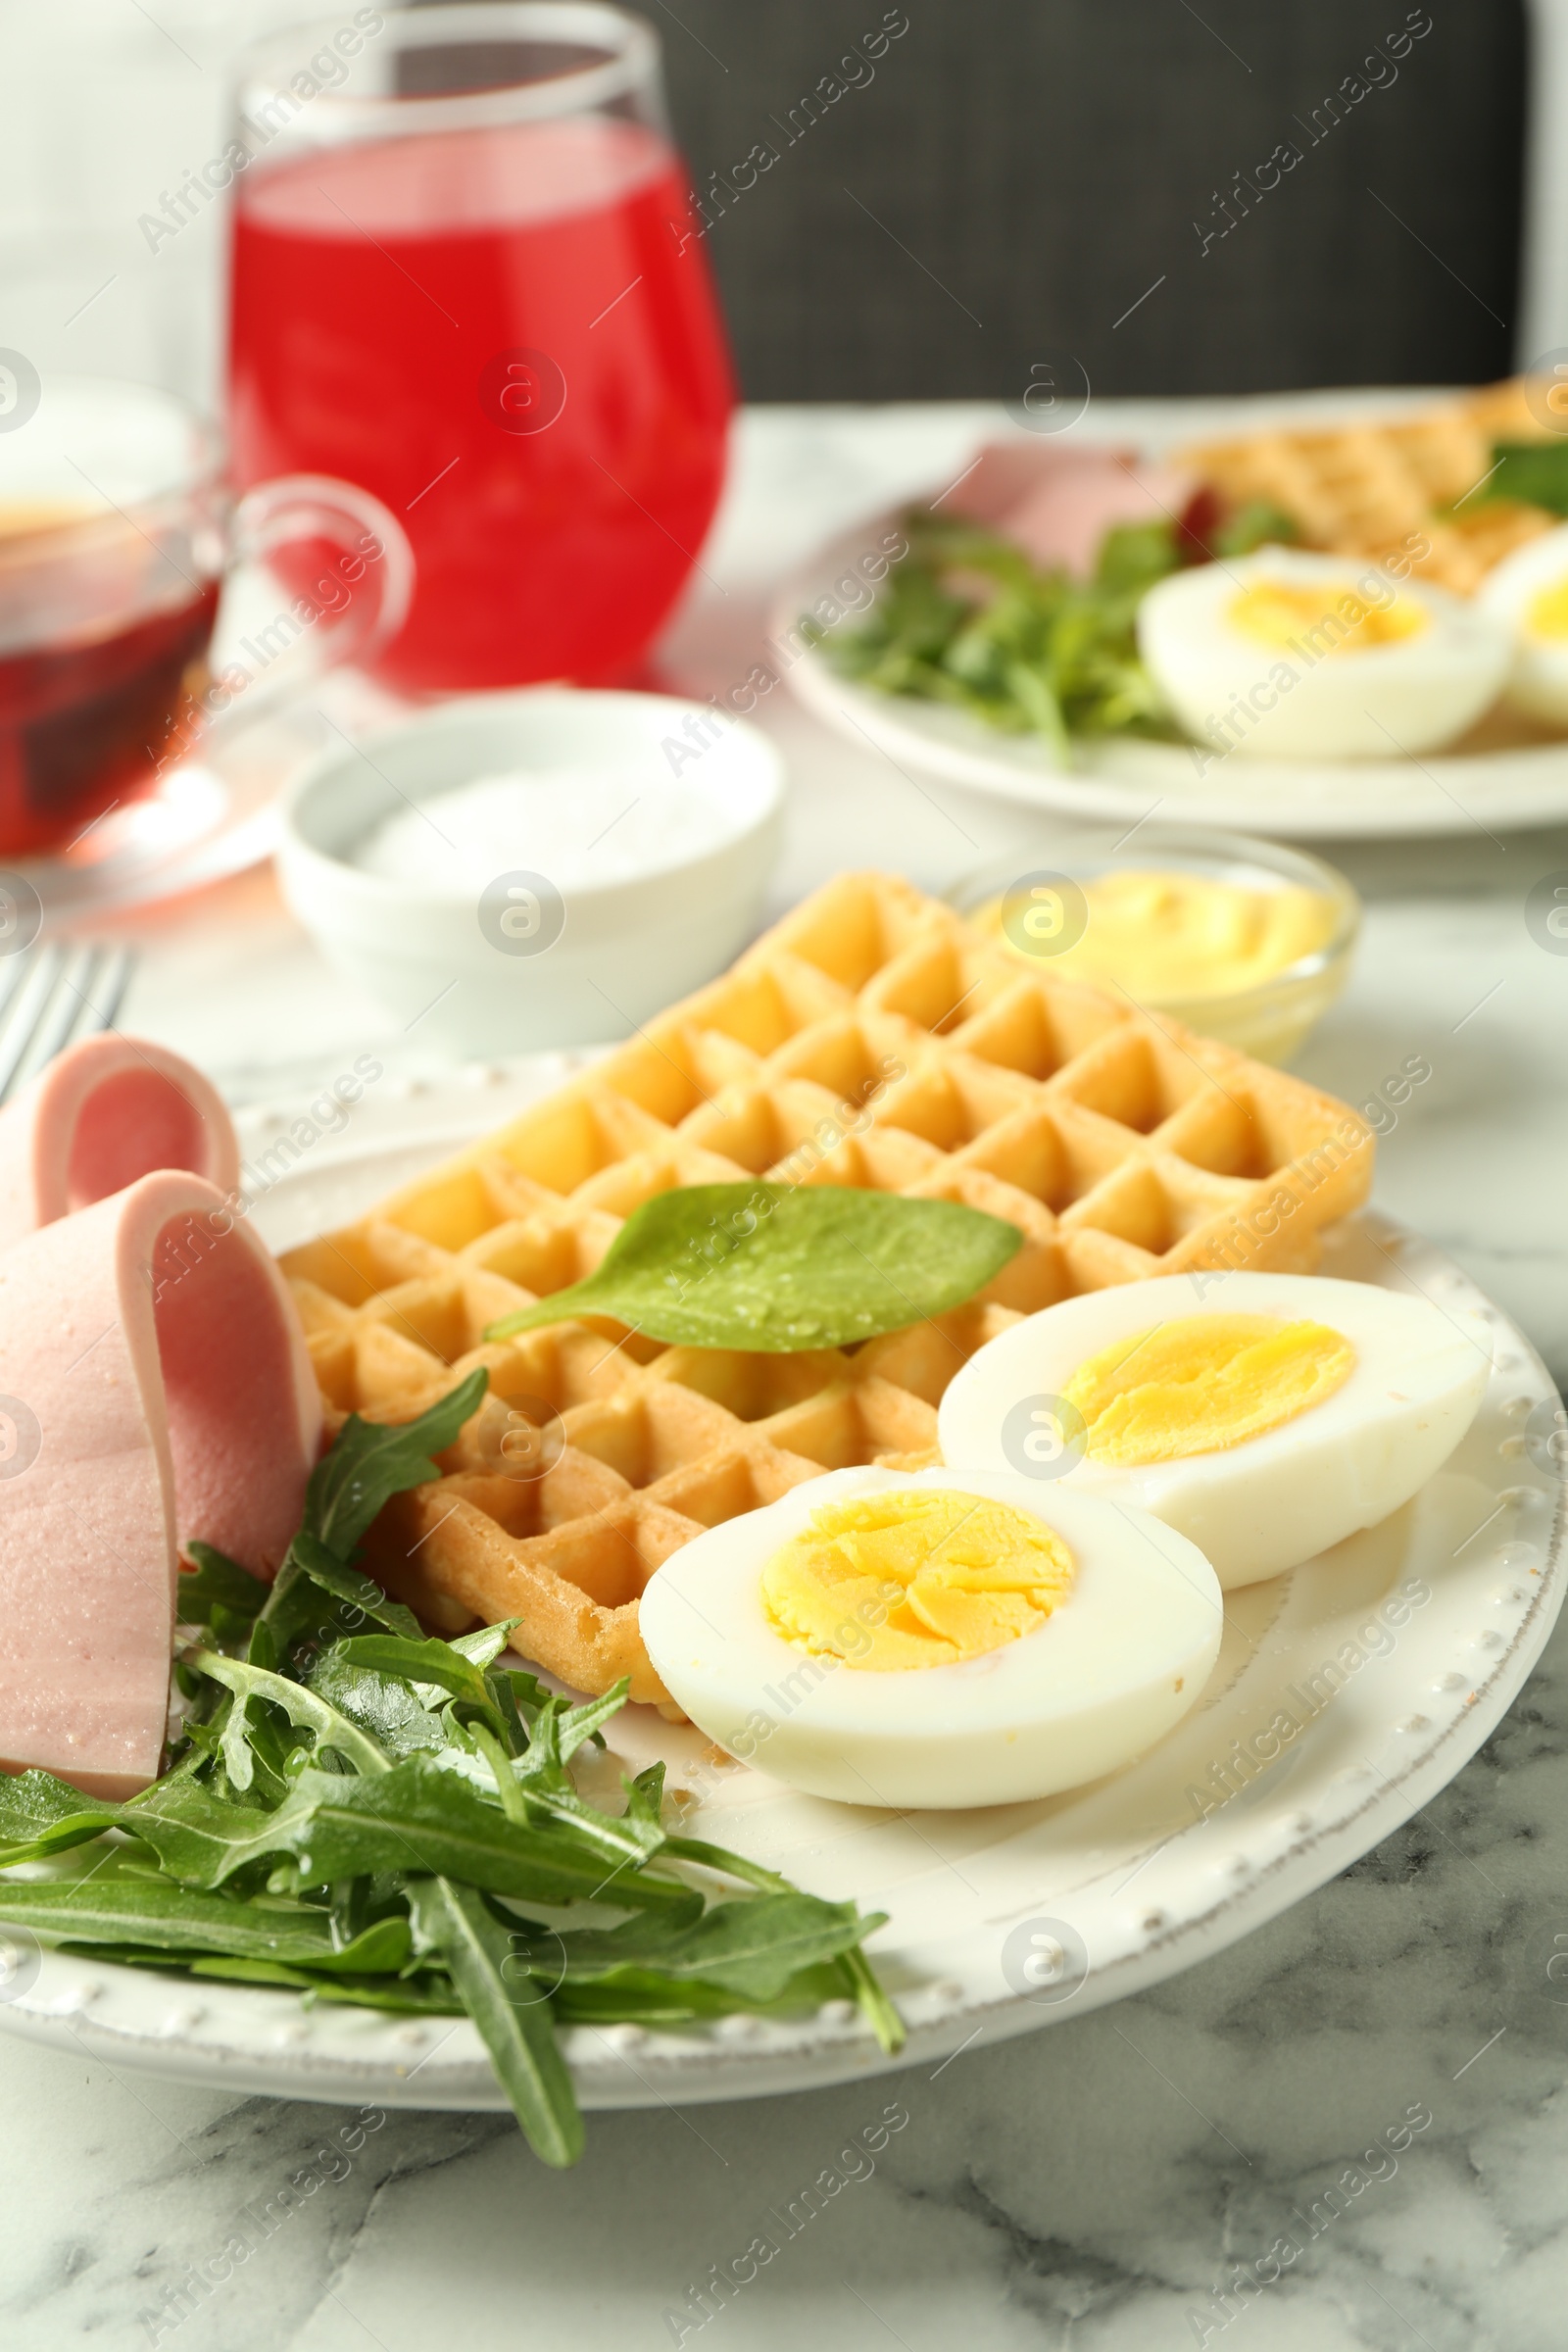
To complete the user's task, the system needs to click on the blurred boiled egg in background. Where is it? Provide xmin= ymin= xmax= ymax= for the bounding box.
xmin=1138 ymin=547 xmax=1511 ymax=759
xmin=938 ymin=1272 xmax=1492 ymax=1588
xmin=639 ymin=1466 xmax=1222 ymax=1810
xmin=1478 ymin=520 xmax=1568 ymax=725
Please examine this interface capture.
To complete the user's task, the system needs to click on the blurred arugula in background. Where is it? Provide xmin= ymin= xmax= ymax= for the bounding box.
xmin=808 ymin=500 xmax=1298 ymax=751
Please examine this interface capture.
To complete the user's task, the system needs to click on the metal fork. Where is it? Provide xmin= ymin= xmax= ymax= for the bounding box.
xmin=0 ymin=943 xmax=137 ymax=1105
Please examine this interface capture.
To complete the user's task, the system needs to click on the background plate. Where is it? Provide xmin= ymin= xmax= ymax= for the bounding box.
xmin=0 ymin=1065 xmax=1561 ymax=2114
xmin=779 ymin=518 xmax=1568 ymax=841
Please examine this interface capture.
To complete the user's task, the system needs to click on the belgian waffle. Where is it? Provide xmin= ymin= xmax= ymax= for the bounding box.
xmin=1182 ymin=378 xmax=1559 ymax=594
xmin=280 ymin=873 xmax=1373 ymax=1707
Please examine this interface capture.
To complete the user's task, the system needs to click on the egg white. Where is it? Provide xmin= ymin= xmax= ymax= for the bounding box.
xmin=638 ymin=1464 xmax=1223 ymax=1811
xmin=1477 ymin=521 xmax=1568 ymax=725
xmin=1137 ymin=548 xmax=1511 ymax=760
xmin=937 ymin=1271 xmax=1493 ymax=1589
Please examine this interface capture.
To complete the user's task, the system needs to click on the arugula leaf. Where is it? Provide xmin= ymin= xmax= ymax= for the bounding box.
xmin=121 ymin=1776 xmax=291 ymax=1887
xmin=0 ymin=1365 xmax=906 ymax=2166
xmin=836 ymin=1945 xmax=906 ymax=2057
xmin=305 ymin=1648 xmax=450 ymax=1764
xmin=332 ymin=1636 xmax=499 ymax=1721
xmin=450 ymin=1621 xmax=524 ymax=1671
xmin=185 ymin=1650 xmax=390 ymax=1780
xmin=306 ymin=1915 xmax=414 ymax=1975
xmin=283 ymin=1536 xmax=423 ymax=1640
xmin=811 ymin=507 xmax=1183 ymax=747
xmin=409 ymin=1878 xmax=584 ymax=2168
xmin=50 ymin=1921 xmax=413 ymax=1984
xmin=183 ymin=1956 xmax=463 ymax=2013
xmin=177 ymin=1543 xmax=270 ymax=1635
xmin=550 ymin=1973 xmax=779 ymax=2027
xmin=555 ymin=1685 xmax=633 ymax=1765
xmin=0 ymin=1870 xmax=350 ymax=1962
xmin=1209 ymin=498 xmax=1299 ymax=558
xmin=661 ymin=1834 xmax=791 ymax=1892
xmin=248 ymin=1537 xmax=425 ymax=1679
xmin=0 ymin=1769 xmax=118 ymax=1867
xmin=246 ymin=1759 xmax=690 ymax=1909
xmin=497 ymin=1890 xmax=878 ymax=1999
xmin=486 ymin=1183 xmax=1020 ymax=1351
xmin=188 ymin=1956 xmax=463 ymax=2010
xmin=303 ymin=1367 xmax=489 ymax=1558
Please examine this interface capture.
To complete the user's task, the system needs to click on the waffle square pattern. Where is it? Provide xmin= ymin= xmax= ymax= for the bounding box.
xmin=1181 ymin=379 xmax=1557 ymax=594
xmin=281 ymin=874 xmax=1373 ymax=1709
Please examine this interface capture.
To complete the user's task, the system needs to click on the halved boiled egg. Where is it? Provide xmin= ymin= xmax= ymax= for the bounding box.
xmin=937 ymin=1272 xmax=1492 ymax=1589
xmin=1138 ymin=548 xmax=1510 ymax=759
xmin=638 ymin=1465 xmax=1222 ymax=1810
xmin=1478 ymin=521 xmax=1568 ymax=725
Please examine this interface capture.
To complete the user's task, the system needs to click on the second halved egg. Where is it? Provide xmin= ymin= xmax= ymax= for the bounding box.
xmin=937 ymin=1271 xmax=1493 ymax=1587
xmin=1137 ymin=548 xmax=1511 ymax=759
xmin=1478 ymin=520 xmax=1568 ymax=726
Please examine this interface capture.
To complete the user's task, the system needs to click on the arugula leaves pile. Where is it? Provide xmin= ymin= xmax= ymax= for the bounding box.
xmin=810 ymin=503 xmax=1297 ymax=751
xmin=0 ymin=1370 xmax=902 ymax=2165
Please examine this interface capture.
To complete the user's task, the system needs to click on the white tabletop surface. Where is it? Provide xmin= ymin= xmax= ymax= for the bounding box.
xmin=8 ymin=398 xmax=1568 ymax=2352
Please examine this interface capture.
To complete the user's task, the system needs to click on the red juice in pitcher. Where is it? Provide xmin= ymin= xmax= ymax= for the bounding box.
xmin=227 ymin=114 xmax=733 ymax=693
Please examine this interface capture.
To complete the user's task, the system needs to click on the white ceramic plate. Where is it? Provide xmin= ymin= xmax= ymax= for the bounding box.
xmin=0 ymin=1066 xmax=1561 ymax=2114
xmin=778 ymin=518 xmax=1568 ymax=841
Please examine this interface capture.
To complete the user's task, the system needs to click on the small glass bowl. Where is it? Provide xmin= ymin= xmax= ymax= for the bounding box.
xmin=949 ymin=825 xmax=1361 ymax=1066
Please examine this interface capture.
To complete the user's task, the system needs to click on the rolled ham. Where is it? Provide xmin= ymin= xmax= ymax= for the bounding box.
xmin=0 ymin=1033 xmax=241 ymax=1256
xmin=0 ymin=1170 xmax=320 ymax=1797
xmin=945 ymin=441 xmax=1197 ymax=578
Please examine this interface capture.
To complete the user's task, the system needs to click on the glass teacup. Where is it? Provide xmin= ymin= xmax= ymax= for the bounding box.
xmin=0 ymin=370 xmax=413 ymax=859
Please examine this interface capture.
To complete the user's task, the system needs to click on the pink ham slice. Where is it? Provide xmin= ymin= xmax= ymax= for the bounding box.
xmin=0 ymin=1033 xmax=241 ymax=1255
xmin=0 ymin=1169 xmax=320 ymax=1797
xmin=945 ymin=441 xmax=1197 ymax=578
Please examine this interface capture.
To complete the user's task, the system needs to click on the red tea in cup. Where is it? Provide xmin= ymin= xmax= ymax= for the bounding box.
xmin=0 ymin=508 xmax=221 ymax=858
xmin=0 ymin=379 xmax=412 ymax=859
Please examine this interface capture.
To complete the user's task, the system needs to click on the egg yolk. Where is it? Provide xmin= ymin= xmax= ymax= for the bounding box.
xmin=1526 ymin=578 xmax=1568 ymax=640
xmin=1060 ymin=1313 xmax=1355 ymax=1466
xmin=1228 ymin=578 xmax=1428 ymax=658
xmin=760 ymin=1489 xmax=1074 ymax=1672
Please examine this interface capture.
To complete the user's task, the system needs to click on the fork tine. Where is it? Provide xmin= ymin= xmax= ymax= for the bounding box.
xmin=0 ymin=944 xmax=67 ymax=1105
xmin=0 ymin=940 xmax=140 ymax=1107
xmin=0 ymin=942 xmax=37 ymax=1034
xmin=26 ymin=945 xmax=105 ymax=1075
xmin=94 ymin=945 xmax=136 ymax=1032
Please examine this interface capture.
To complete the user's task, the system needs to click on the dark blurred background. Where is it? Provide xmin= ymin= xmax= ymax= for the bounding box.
xmin=641 ymin=0 xmax=1526 ymax=401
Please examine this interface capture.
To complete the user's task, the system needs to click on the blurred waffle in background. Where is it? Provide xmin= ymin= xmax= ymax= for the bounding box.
xmin=1182 ymin=375 xmax=1568 ymax=593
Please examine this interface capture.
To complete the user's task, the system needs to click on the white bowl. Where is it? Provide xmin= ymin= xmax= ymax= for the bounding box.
xmin=277 ymin=688 xmax=785 ymax=1057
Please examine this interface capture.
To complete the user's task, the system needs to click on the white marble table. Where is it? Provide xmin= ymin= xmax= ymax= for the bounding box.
xmin=8 ymin=400 xmax=1568 ymax=2352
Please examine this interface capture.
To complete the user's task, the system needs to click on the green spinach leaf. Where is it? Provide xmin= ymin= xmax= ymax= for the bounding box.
xmin=485 ymin=1183 xmax=1020 ymax=1351
xmin=1479 ymin=439 xmax=1568 ymax=516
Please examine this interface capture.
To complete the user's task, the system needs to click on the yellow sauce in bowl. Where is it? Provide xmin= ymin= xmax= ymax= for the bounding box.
xmin=981 ymin=868 xmax=1340 ymax=1004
